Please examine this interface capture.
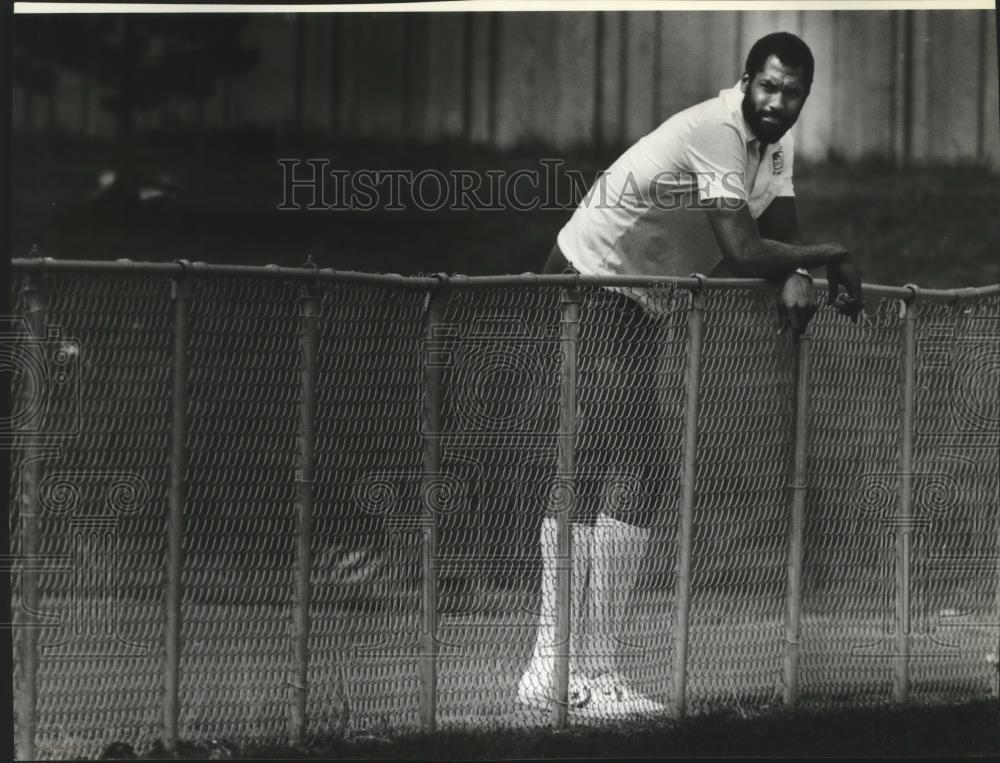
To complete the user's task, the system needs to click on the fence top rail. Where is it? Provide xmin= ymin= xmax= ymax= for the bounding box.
xmin=11 ymin=257 xmax=1000 ymax=303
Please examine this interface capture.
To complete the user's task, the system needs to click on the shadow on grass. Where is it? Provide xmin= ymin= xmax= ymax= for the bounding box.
xmin=112 ymin=700 xmax=1000 ymax=759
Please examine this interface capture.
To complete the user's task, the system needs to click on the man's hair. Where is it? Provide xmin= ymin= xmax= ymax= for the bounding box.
xmin=744 ymin=32 xmax=815 ymax=90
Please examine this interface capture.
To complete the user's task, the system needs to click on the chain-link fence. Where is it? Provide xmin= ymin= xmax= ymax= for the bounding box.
xmin=9 ymin=259 xmax=1000 ymax=759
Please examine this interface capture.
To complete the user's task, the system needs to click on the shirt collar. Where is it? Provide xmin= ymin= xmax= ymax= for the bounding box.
xmin=720 ymin=81 xmax=779 ymax=154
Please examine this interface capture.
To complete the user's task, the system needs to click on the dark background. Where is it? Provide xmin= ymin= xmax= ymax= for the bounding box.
xmin=11 ymin=10 xmax=1000 ymax=289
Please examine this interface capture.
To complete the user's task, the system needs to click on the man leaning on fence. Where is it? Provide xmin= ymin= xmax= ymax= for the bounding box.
xmin=520 ymin=32 xmax=866 ymax=718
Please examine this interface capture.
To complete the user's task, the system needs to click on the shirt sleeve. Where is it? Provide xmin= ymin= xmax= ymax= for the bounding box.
xmin=683 ymin=120 xmax=748 ymax=203
xmin=774 ymin=131 xmax=795 ymax=197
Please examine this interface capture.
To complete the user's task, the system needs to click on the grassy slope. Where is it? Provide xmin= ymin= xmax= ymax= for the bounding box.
xmin=12 ymin=136 xmax=1000 ymax=289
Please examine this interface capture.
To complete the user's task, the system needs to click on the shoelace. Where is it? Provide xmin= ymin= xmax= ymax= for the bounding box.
xmin=569 ymin=682 xmax=593 ymax=708
xmin=598 ymin=684 xmax=624 ymax=701
xmin=591 ymin=672 xmax=629 ymax=701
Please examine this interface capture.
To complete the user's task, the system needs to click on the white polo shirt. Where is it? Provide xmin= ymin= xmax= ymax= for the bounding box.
xmin=557 ymin=83 xmax=795 ymax=284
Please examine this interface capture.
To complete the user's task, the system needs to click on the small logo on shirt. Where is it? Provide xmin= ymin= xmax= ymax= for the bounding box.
xmin=772 ymin=151 xmax=784 ymax=174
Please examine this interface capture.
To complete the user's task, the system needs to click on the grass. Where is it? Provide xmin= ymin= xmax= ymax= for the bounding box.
xmin=198 ymin=701 xmax=1000 ymax=758
xmin=11 ymin=133 xmax=1000 ymax=289
xmin=24 ymin=590 xmax=1000 ymax=759
xmin=92 ymin=701 xmax=1000 ymax=758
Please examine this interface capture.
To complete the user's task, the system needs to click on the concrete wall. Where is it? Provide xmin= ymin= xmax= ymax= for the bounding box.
xmin=13 ymin=9 xmax=999 ymax=167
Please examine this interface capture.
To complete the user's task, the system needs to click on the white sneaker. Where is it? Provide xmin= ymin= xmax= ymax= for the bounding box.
xmin=518 ymin=667 xmax=668 ymax=719
xmin=517 ymin=666 xmax=593 ymax=713
xmin=583 ymin=670 xmax=669 ymax=717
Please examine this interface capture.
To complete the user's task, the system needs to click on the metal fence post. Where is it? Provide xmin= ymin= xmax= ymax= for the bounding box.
xmin=420 ymin=288 xmax=445 ymax=732
xmin=291 ymin=280 xmax=321 ymax=744
xmin=895 ymin=291 xmax=918 ymax=703
xmin=671 ymin=288 xmax=704 ymax=718
xmin=15 ymin=266 xmax=47 ymax=761
xmin=783 ymin=328 xmax=811 ymax=706
xmin=163 ymin=272 xmax=191 ymax=754
xmin=553 ymin=285 xmax=581 ymax=729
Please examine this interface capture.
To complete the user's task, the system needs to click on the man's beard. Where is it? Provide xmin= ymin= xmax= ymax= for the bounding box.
xmin=741 ymin=92 xmax=794 ymax=145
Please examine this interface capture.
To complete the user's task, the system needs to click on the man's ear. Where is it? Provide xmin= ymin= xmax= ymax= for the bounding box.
xmin=739 ymin=72 xmax=750 ymax=93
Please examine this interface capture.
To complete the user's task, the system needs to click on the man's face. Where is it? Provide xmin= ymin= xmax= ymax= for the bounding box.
xmin=740 ymin=54 xmax=809 ymax=144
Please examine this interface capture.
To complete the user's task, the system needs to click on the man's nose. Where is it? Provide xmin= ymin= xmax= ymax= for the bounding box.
xmin=765 ymin=93 xmax=785 ymax=113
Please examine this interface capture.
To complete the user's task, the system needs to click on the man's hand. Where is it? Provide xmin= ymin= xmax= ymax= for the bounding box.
xmin=826 ymin=259 xmax=864 ymax=321
xmin=777 ymin=270 xmax=817 ymax=337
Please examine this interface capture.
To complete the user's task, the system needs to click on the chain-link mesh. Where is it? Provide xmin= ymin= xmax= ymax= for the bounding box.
xmin=9 ymin=267 xmax=1000 ymax=758
xmin=180 ymin=278 xmax=301 ymax=747
xmin=909 ymin=298 xmax=1000 ymax=702
xmin=308 ymin=284 xmax=424 ymax=737
xmin=11 ymin=273 xmax=173 ymax=759
xmin=433 ymin=286 xmax=563 ymax=728
xmin=687 ymin=288 xmax=796 ymax=712
xmin=802 ymin=297 xmax=903 ymax=707
xmin=10 ymin=280 xmax=26 ymax=760
xmin=572 ymin=286 xmax=687 ymax=720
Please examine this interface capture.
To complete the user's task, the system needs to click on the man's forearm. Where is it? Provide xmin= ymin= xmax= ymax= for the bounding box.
xmin=735 ymin=239 xmax=848 ymax=280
